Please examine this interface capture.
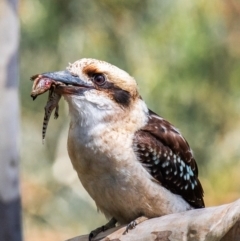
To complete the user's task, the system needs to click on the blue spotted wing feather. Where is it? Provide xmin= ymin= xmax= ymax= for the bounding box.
xmin=133 ymin=110 xmax=204 ymax=208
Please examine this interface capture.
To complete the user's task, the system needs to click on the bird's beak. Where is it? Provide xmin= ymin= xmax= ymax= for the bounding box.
xmin=41 ymin=70 xmax=93 ymax=95
xmin=42 ymin=70 xmax=91 ymax=86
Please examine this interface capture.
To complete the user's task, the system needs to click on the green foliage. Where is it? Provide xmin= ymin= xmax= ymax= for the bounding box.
xmin=20 ymin=0 xmax=240 ymax=240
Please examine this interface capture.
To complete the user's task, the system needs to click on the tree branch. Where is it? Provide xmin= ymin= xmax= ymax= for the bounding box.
xmin=66 ymin=199 xmax=240 ymax=241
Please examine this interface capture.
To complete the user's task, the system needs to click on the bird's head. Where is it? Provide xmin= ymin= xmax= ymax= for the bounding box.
xmin=41 ymin=58 xmax=147 ymax=126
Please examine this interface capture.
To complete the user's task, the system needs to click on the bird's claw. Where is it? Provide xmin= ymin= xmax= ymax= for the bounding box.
xmin=123 ymin=220 xmax=137 ymax=235
xmin=89 ymin=226 xmax=105 ymax=241
xmin=123 ymin=216 xmax=148 ymax=235
xmin=88 ymin=218 xmax=117 ymax=241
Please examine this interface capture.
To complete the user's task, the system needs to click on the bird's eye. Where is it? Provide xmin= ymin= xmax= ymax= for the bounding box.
xmin=93 ymin=74 xmax=106 ymax=86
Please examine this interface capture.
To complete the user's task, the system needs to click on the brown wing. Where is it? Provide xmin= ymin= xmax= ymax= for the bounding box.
xmin=133 ymin=109 xmax=204 ymax=208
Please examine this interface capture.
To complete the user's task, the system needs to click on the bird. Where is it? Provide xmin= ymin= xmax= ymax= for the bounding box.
xmin=39 ymin=58 xmax=204 ymax=240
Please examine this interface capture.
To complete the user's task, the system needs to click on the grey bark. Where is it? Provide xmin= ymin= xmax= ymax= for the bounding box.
xmin=0 ymin=0 xmax=22 ymax=240
xmin=66 ymin=199 xmax=240 ymax=241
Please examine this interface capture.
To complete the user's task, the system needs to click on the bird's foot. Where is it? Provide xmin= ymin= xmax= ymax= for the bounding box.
xmin=123 ymin=216 xmax=148 ymax=235
xmin=89 ymin=217 xmax=117 ymax=241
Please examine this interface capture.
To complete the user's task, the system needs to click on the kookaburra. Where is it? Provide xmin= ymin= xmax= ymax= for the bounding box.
xmin=39 ymin=58 xmax=204 ymax=239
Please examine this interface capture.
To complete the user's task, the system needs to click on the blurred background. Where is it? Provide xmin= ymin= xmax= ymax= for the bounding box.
xmin=19 ymin=0 xmax=240 ymax=240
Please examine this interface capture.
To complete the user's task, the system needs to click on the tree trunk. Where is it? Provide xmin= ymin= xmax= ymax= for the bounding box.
xmin=0 ymin=0 xmax=22 ymax=240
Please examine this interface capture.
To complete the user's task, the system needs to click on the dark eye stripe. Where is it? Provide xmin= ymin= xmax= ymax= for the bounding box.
xmin=112 ymin=88 xmax=131 ymax=107
xmin=91 ymin=76 xmax=131 ymax=107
